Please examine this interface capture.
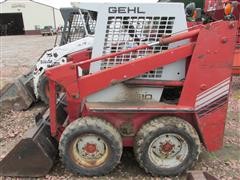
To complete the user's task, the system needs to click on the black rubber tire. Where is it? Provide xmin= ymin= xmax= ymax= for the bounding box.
xmin=134 ymin=116 xmax=201 ymax=177
xmin=59 ymin=117 xmax=123 ymax=176
xmin=38 ymin=74 xmax=49 ymax=104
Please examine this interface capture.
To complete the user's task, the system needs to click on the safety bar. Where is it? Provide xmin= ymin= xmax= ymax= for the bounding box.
xmin=76 ymin=28 xmax=201 ymax=67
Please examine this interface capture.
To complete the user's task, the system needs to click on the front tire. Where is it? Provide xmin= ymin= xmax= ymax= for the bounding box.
xmin=59 ymin=117 xmax=123 ymax=176
xmin=38 ymin=75 xmax=49 ymax=104
xmin=134 ymin=116 xmax=201 ymax=177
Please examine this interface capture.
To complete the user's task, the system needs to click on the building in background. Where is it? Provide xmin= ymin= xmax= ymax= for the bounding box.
xmin=0 ymin=0 xmax=64 ymax=35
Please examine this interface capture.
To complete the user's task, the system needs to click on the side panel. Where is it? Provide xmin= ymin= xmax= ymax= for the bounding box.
xmin=233 ymin=49 xmax=240 ymax=75
xmin=195 ymin=105 xmax=228 ymax=151
xmin=179 ymin=21 xmax=238 ymax=151
xmin=86 ymin=3 xmax=188 ymax=102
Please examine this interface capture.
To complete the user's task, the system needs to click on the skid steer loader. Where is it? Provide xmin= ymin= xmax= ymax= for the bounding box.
xmin=1 ymin=0 xmax=239 ymax=112
xmin=0 ymin=2 xmax=238 ymax=178
xmin=0 ymin=7 xmax=96 ymax=110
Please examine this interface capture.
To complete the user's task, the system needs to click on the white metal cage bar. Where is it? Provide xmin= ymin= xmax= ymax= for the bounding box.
xmin=101 ymin=16 xmax=175 ymax=80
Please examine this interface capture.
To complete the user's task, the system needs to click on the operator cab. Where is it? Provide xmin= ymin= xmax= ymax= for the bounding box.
xmin=60 ymin=8 xmax=97 ymax=45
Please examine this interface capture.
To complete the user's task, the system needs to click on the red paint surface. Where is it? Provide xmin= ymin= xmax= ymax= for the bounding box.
xmin=46 ymin=21 xmax=238 ymax=151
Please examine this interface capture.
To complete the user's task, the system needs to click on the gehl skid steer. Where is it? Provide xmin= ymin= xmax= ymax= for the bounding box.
xmin=0 ymin=2 xmax=239 ymax=178
xmin=1 ymin=0 xmax=239 ymax=112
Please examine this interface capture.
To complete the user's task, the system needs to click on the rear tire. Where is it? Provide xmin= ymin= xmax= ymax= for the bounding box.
xmin=134 ymin=116 xmax=201 ymax=177
xmin=59 ymin=117 xmax=122 ymax=176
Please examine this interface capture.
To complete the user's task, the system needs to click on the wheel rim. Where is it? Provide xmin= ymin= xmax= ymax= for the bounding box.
xmin=148 ymin=133 xmax=189 ymax=168
xmin=70 ymin=134 xmax=109 ymax=168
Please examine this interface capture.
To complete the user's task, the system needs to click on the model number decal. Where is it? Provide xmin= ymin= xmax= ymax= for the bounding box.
xmin=109 ymin=7 xmax=145 ymax=14
xmin=137 ymin=93 xmax=153 ymax=100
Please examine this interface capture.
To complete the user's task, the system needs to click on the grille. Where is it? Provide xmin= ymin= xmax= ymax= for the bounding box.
xmin=100 ymin=16 xmax=175 ymax=80
xmin=66 ymin=12 xmax=96 ymax=43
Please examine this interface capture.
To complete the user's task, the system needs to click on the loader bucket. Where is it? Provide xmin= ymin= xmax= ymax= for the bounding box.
xmin=0 ymin=120 xmax=58 ymax=177
xmin=0 ymin=72 xmax=35 ymax=112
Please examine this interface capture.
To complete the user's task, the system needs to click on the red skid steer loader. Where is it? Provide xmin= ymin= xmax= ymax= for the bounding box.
xmin=0 ymin=3 xmax=238 ymax=177
xmin=0 ymin=20 xmax=237 ymax=177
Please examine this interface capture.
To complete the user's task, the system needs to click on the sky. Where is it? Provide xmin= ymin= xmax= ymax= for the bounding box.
xmin=0 ymin=0 xmax=157 ymax=9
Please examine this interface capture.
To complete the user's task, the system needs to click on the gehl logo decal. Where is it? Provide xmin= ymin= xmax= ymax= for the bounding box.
xmin=109 ymin=7 xmax=146 ymax=14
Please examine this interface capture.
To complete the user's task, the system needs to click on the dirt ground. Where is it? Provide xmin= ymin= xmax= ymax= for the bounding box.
xmin=0 ymin=35 xmax=240 ymax=180
xmin=0 ymin=35 xmax=57 ymax=89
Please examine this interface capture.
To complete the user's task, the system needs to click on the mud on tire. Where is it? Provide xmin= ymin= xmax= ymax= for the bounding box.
xmin=134 ymin=116 xmax=201 ymax=177
xmin=38 ymin=74 xmax=62 ymax=104
xmin=38 ymin=75 xmax=49 ymax=104
xmin=59 ymin=117 xmax=122 ymax=176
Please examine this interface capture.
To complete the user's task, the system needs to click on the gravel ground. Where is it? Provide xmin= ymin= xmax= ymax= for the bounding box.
xmin=0 ymin=35 xmax=240 ymax=179
xmin=0 ymin=35 xmax=57 ymax=89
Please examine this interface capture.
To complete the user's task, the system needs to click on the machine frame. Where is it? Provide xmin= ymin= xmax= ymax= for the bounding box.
xmin=46 ymin=20 xmax=237 ymax=152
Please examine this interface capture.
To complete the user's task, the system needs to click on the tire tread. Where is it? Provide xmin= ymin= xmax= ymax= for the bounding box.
xmin=134 ymin=116 xmax=201 ymax=176
xmin=59 ymin=117 xmax=122 ymax=176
